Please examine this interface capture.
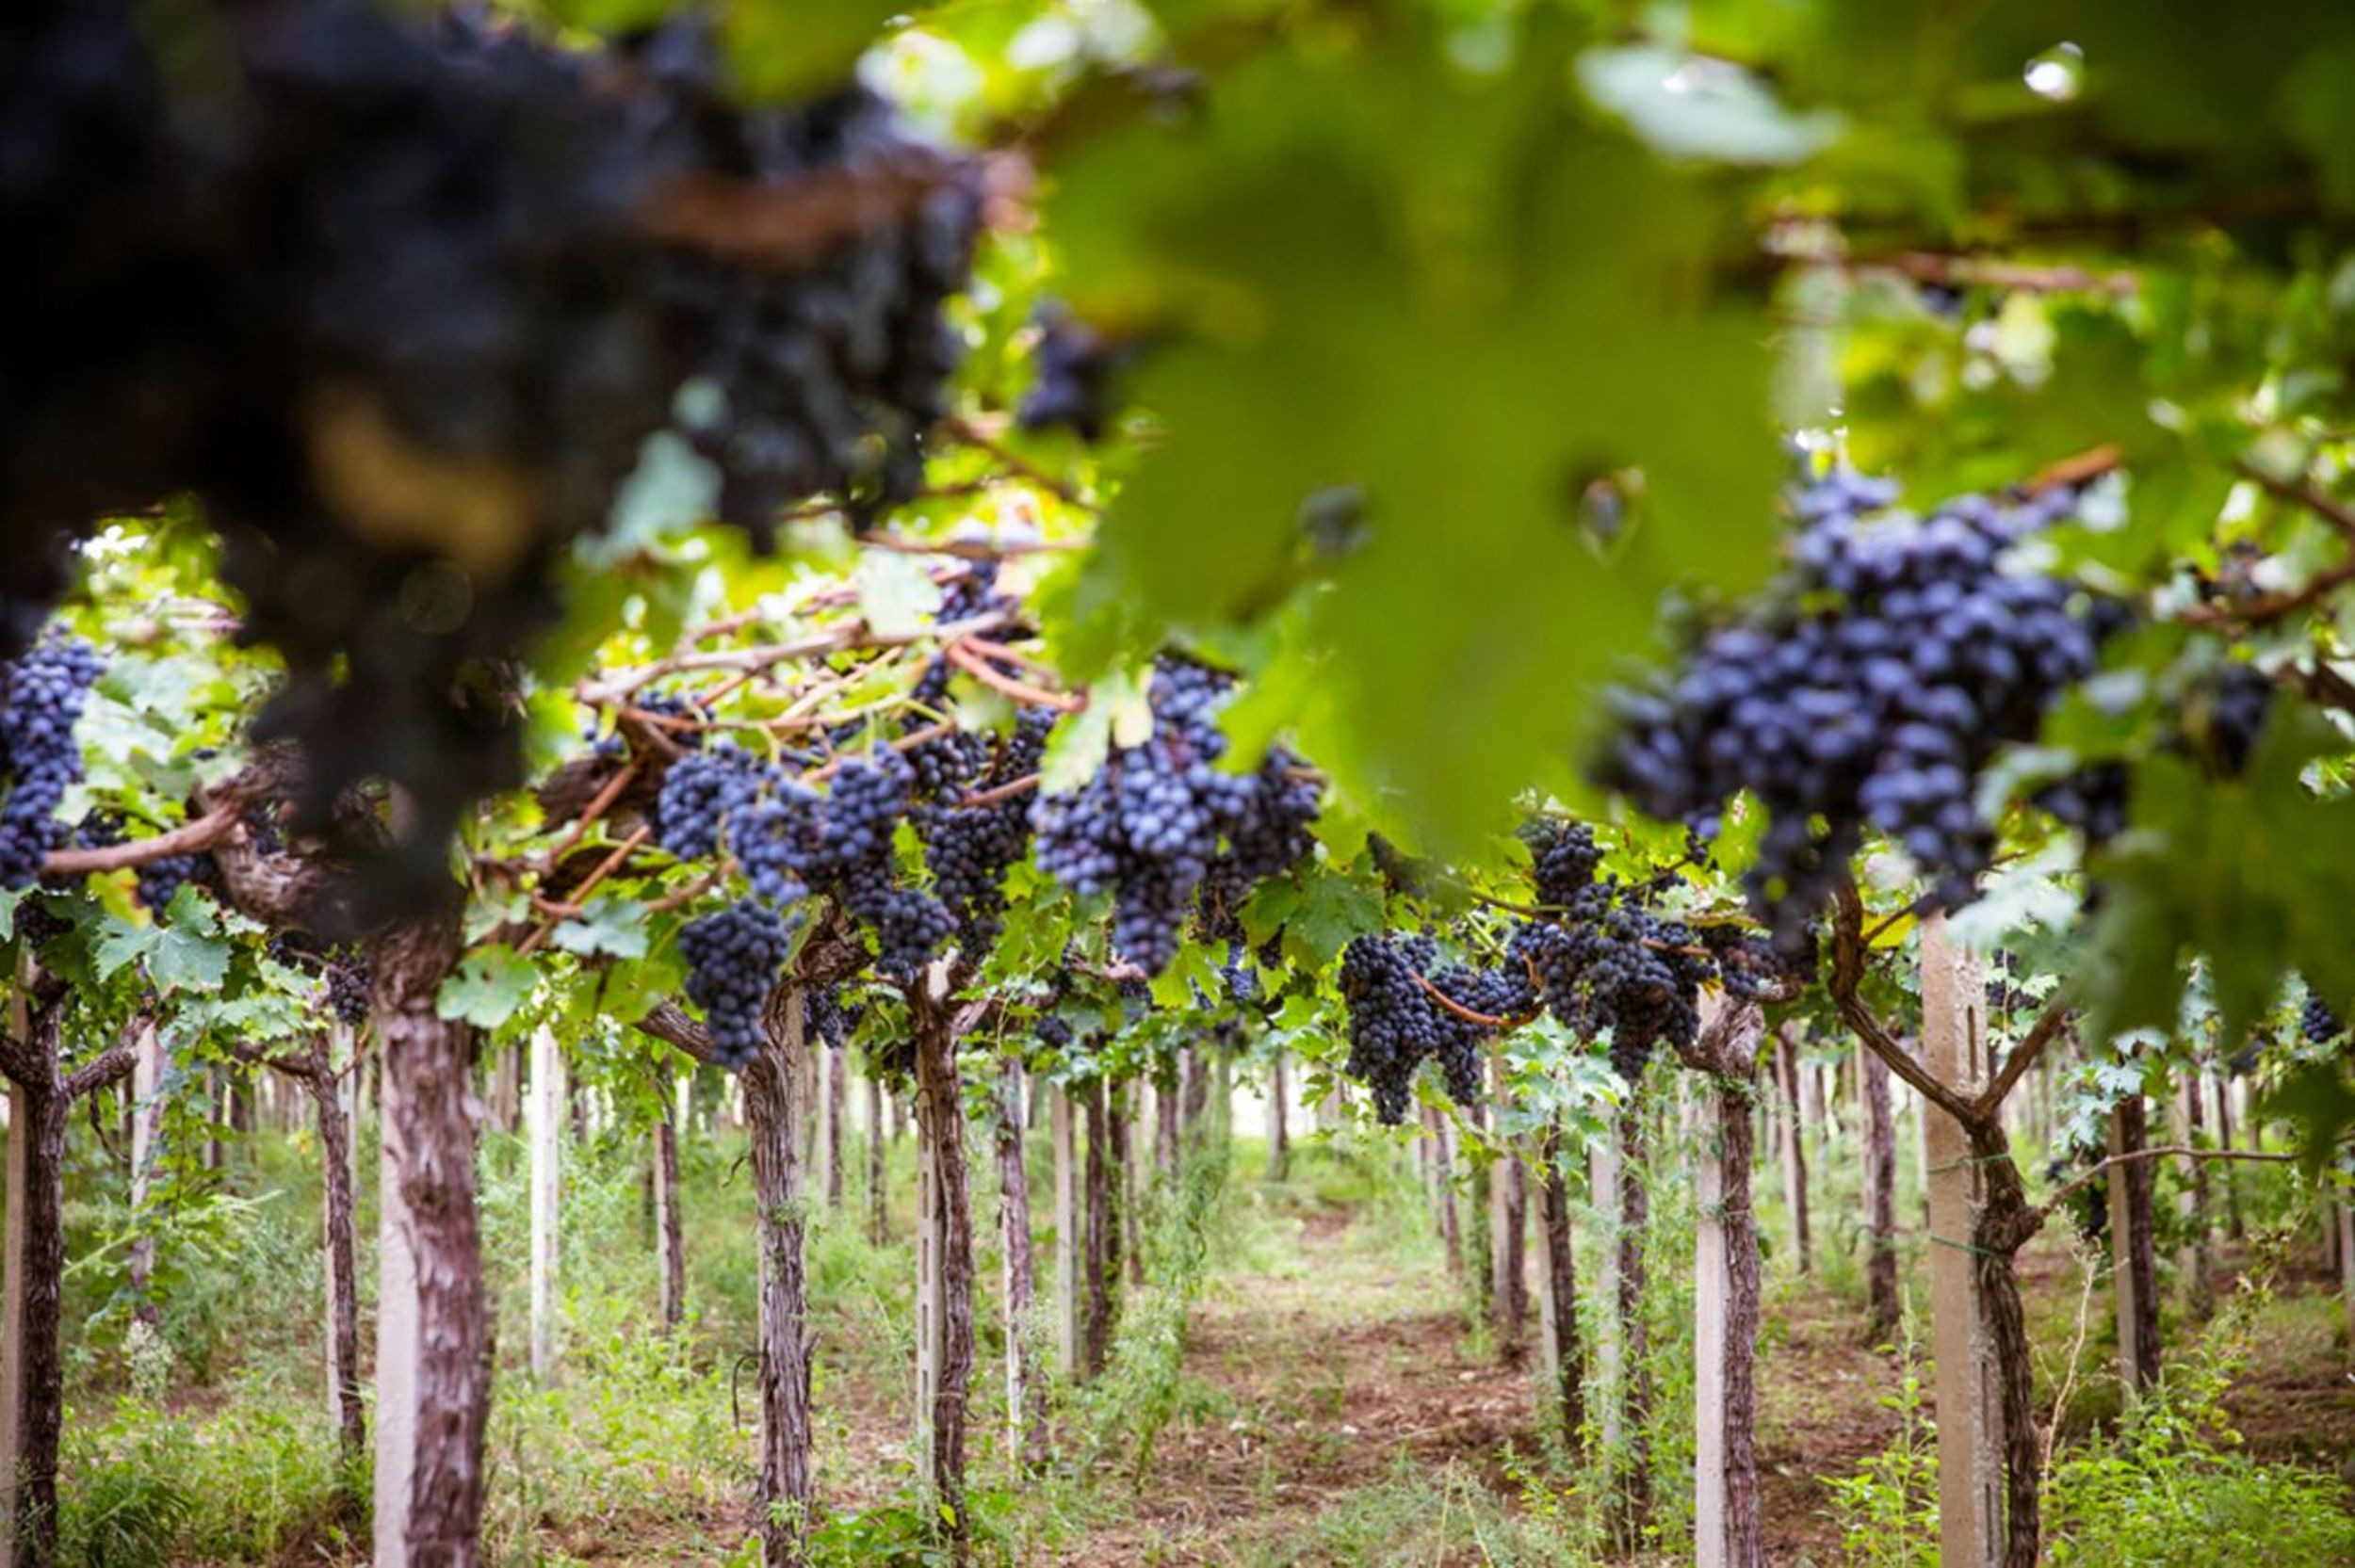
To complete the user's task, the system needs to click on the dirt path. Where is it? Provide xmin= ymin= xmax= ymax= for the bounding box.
xmin=1060 ymin=1201 xmax=1530 ymax=1564
xmin=1060 ymin=1196 xmax=1903 ymax=1565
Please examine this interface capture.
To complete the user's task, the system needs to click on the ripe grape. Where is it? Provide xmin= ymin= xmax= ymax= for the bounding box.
xmin=679 ymin=901 xmax=796 ymax=1068
xmin=2302 ymin=994 xmax=2342 ymax=1046
xmin=0 ymin=635 xmax=104 ymax=887
xmin=1602 ymin=469 xmax=2104 ymax=942
xmin=923 ymin=707 xmax=1055 ymax=950
xmin=1035 ymin=655 xmax=1320 ymax=976
xmin=2 ymin=2 xmax=980 ymax=914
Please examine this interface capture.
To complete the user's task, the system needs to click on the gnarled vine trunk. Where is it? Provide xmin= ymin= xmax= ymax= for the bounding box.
xmin=1535 ymin=1125 xmax=1582 ymax=1447
xmin=310 ymin=1038 xmax=367 ymax=1505
xmin=1615 ymin=1094 xmax=1652 ymax=1530
xmin=1080 ymin=1078 xmax=1114 ymax=1379
xmin=743 ymin=988 xmax=813 ymax=1566
xmin=910 ymin=978 xmax=974 ymax=1536
xmin=654 ymin=1106 xmax=687 ymax=1332
xmin=371 ymin=913 xmax=490 ymax=1568
xmin=2 ymin=1067 xmax=64 ymax=1567
xmin=994 ymin=1055 xmax=1046 ymax=1468
xmin=1858 ymin=1041 xmax=1899 ymax=1343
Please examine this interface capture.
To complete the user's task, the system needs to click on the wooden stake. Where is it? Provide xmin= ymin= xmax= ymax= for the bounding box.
xmin=127 ymin=1023 xmax=165 ymax=1352
xmin=1693 ymin=1053 xmax=1732 ymax=1568
xmin=1921 ymin=915 xmax=2001 ymax=1568
xmin=529 ymin=1025 xmax=561 ymax=1382
xmin=2338 ymin=1190 xmax=2355 ymax=1374
xmin=372 ymin=1052 xmax=419 ymax=1568
xmin=1590 ymin=1135 xmax=1622 ymax=1459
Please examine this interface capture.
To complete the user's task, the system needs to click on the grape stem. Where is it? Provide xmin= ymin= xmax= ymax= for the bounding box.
xmin=41 ymin=800 xmax=242 ymax=877
xmin=942 ymin=415 xmax=1090 ymax=509
xmin=642 ymin=154 xmax=977 ymax=271
xmin=959 ymin=774 xmax=1042 ymax=809
xmin=580 ymin=609 xmax=1018 ymax=705
xmin=945 ymin=639 xmax=1085 ymax=712
xmin=518 ymin=825 xmax=651 ymax=956
xmin=1410 ymin=970 xmax=1539 ymax=1031
xmin=859 ymin=531 xmax=1086 ymax=559
xmin=533 ymin=764 xmax=641 ymax=876
xmin=2032 ymin=1146 xmax=2295 ymax=1223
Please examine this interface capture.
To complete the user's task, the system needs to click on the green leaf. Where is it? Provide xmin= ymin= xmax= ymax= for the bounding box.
xmin=1038 ymin=700 xmax=1113 ymax=796
xmin=148 ymin=889 xmax=232 ymax=995
xmin=1046 ymin=19 xmax=1778 ymax=850
xmin=722 ymin=1 xmax=900 ymax=104
xmin=1285 ymin=860 xmax=1387 ymax=967
xmin=437 ymin=946 xmax=541 ymax=1030
xmin=855 ymin=549 xmax=946 ymax=640
xmin=93 ymin=918 xmax=158 ymax=983
xmin=551 ymin=896 xmax=652 ymax=962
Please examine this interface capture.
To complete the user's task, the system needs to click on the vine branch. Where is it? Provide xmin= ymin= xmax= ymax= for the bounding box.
xmin=2034 ymin=1146 xmax=2294 ymax=1223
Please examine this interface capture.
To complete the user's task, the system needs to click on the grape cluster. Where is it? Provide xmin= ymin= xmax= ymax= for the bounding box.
xmin=1035 ymin=656 xmax=1321 ymax=975
xmin=639 ymin=24 xmax=983 ymax=538
xmin=2 ymin=2 xmax=980 ymax=914
xmin=924 ymin=707 xmax=1056 ymax=949
xmin=655 ymin=736 xmax=966 ymax=993
xmin=1522 ymin=818 xmax=1602 ymax=909
xmin=1016 ymin=304 xmax=1132 ymax=444
xmin=1705 ymin=924 xmax=1814 ymax=1003
xmin=1200 ymin=748 xmax=1322 ymax=927
xmin=326 ymin=947 xmax=371 ymax=1026
xmin=0 ymin=635 xmax=103 ymax=887
xmin=900 ymin=564 xmax=1022 ymax=801
xmin=1337 ymin=935 xmax=1522 ymax=1123
xmin=135 ymin=849 xmax=222 ymax=917
xmin=1602 ymin=470 xmax=2102 ymax=943
xmin=656 ymin=743 xmax=781 ymax=862
xmin=2301 ymin=993 xmax=2343 ymax=1046
xmin=679 ymin=901 xmax=795 ymax=1068
xmin=806 ymin=982 xmax=862 ymax=1050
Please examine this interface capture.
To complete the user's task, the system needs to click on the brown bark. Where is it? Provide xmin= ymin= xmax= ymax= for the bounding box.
xmin=1080 ymin=1079 xmax=1115 ymax=1379
xmin=994 ymin=1057 xmax=1047 ymax=1468
xmin=1859 ymin=1042 xmax=1900 ymax=1343
xmin=372 ymin=913 xmax=491 ymax=1568
xmin=1433 ymin=1104 xmax=1464 ymax=1279
xmin=1776 ymin=1031 xmax=1811 ymax=1273
xmin=824 ymin=1044 xmax=846 ymax=1208
xmin=742 ymin=990 xmax=813 ymax=1566
xmin=1615 ymin=1096 xmax=1652 ymax=1529
xmin=1966 ymin=1121 xmax=2045 ymax=1568
xmin=1179 ymin=1046 xmax=1208 ymax=1145
xmin=1266 ymin=1049 xmax=1291 ymax=1181
xmin=205 ymin=1065 xmax=224 ymax=1172
xmin=2182 ymin=1079 xmax=2213 ymax=1315
xmin=2114 ymin=1093 xmax=2162 ymax=1392
xmin=1489 ymin=1047 xmax=1527 ymax=1366
xmin=5 ymin=1070 xmax=64 ymax=1564
xmin=911 ymin=982 xmax=974 ymax=1533
xmin=655 ymin=1109 xmax=687 ymax=1332
xmin=2214 ymin=1072 xmax=2244 ymax=1239
xmin=311 ymin=1048 xmax=367 ymax=1502
xmin=1715 ymin=1075 xmax=1764 ymax=1568
xmin=1535 ymin=1126 xmax=1583 ymax=1447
